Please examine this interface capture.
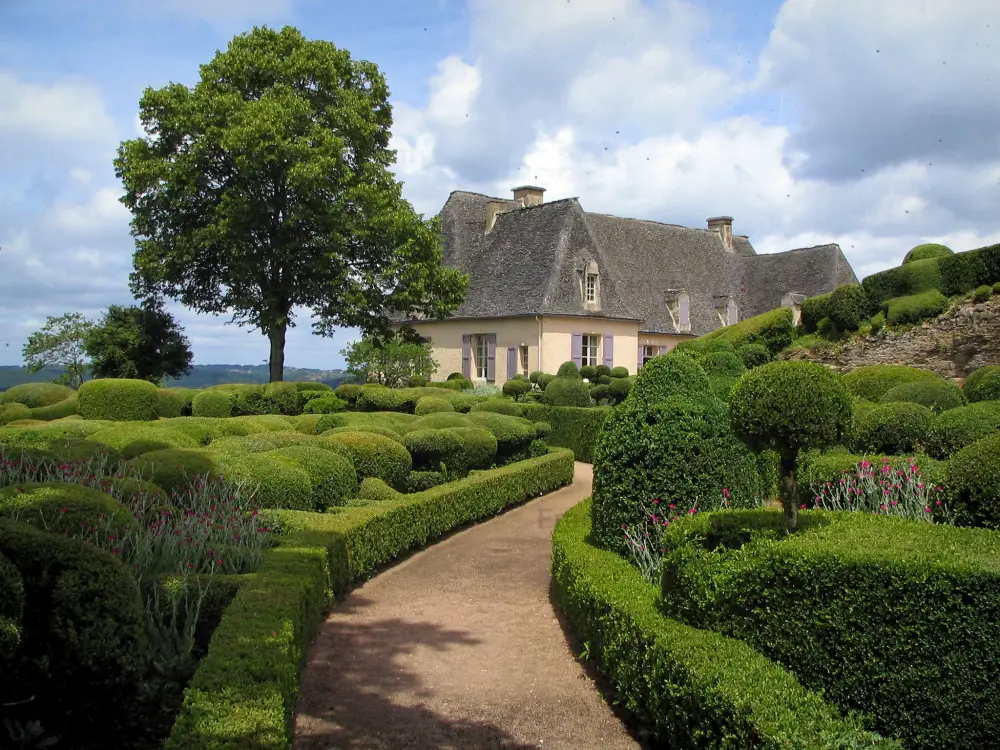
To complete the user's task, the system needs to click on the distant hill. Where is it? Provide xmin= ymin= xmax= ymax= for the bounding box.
xmin=0 ymin=364 xmax=352 ymax=391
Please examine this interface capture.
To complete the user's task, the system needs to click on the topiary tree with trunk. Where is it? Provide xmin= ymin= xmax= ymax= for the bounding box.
xmin=729 ymin=360 xmax=852 ymax=531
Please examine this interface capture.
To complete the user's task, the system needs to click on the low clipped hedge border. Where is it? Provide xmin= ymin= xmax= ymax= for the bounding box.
xmin=164 ymin=447 xmax=575 ymax=750
xmin=519 ymin=403 xmax=610 ymax=462
xmin=551 ymin=500 xmax=898 ymax=749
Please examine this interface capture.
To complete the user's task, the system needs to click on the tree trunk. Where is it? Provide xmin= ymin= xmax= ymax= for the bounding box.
xmin=779 ymin=452 xmax=799 ymax=533
xmin=268 ymin=322 xmax=286 ymax=383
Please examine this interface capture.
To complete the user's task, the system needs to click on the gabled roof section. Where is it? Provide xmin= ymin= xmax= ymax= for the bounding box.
xmin=739 ymin=244 xmax=859 ymax=320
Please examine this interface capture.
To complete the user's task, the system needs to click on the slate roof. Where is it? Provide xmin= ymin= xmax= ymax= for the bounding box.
xmin=397 ymin=190 xmax=858 ymax=337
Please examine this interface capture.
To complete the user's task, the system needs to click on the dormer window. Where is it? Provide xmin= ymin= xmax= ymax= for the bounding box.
xmin=585 ymin=274 xmax=598 ymax=303
xmin=714 ymin=296 xmax=739 ymax=326
xmin=581 ymin=261 xmax=601 ymax=309
xmin=666 ymin=291 xmax=691 ymax=333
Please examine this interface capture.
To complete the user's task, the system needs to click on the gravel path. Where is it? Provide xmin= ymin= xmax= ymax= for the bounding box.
xmin=293 ymin=462 xmax=643 ymax=750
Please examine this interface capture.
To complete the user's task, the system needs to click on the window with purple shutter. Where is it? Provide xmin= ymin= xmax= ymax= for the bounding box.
xmin=461 ymin=334 xmax=472 ymax=379
xmin=487 ymin=334 xmax=496 ymax=382
xmin=571 ymin=333 xmax=583 ymax=368
xmin=603 ymin=335 xmax=614 ymax=369
xmin=638 ymin=343 xmax=644 ymax=370
xmin=507 ymin=347 xmax=517 ymax=381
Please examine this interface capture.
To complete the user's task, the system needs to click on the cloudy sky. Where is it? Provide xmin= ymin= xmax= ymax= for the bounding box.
xmin=1 ymin=0 xmax=998 ymax=370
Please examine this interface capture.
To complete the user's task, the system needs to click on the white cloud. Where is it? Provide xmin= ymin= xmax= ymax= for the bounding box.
xmin=0 ymin=71 xmax=116 ymax=144
xmin=69 ymin=167 xmax=92 ymax=186
xmin=153 ymin=0 xmax=292 ymax=22
xmin=49 ymin=187 xmax=129 ymax=236
xmin=425 ymin=56 xmax=482 ymax=127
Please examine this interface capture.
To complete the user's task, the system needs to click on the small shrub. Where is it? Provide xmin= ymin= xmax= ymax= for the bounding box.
xmin=412 ymin=412 xmax=470 ymax=430
xmin=701 ymin=351 xmax=746 ymax=377
xmin=542 ymin=376 xmax=592 ymax=407
xmin=155 ymin=388 xmax=187 ymax=418
xmin=964 ymin=365 xmax=1000 ymax=403
xmin=709 ymin=376 xmax=738 ymax=403
xmin=843 ymin=364 xmax=944 ymax=402
xmin=850 ymin=401 xmax=935 ymax=455
xmin=609 ymin=366 xmax=629 ymax=379
xmin=626 ymin=354 xmax=711 ymax=407
xmin=357 ymin=477 xmax=402 ymax=503
xmin=0 ymin=403 xmax=31 ymax=425
xmin=471 ymin=398 xmax=524 ymax=417
xmin=737 ymin=343 xmax=770 ymax=369
xmin=528 ymin=370 xmax=543 ymax=384
xmin=579 ymin=365 xmax=597 ymax=381
xmin=924 ymin=401 xmax=1000 ymax=459
xmin=870 ymin=311 xmax=886 ymax=333
xmin=699 ymin=307 xmax=796 ymax=355
xmin=356 ymin=387 xmax=413 ymax=414
xmin=534 ymin=421 xmax=552 ymax=440
xmin=404 ymin=471 xmax=445 ymax=493
xmin=77 ymin=378 xmax=159 ymax=421
xmin=323 ymin=431 xmax=412 ymax=488
xmin=945 ymin=434 xmax=1000 ymax=526
xmin=501 ymin=379 xmax=531 ymax=401
xmin=608 ymin=377 xmax=631 ymax=403
xmin=463 ymin=412 xmax=536 ymax=460
xmin=800 ymin=292 xmax=832 ymax=333
xmin=293 ymin=382 xmax=332 ymax=393
xmin=536 ymin=373 xmax=555 ymax=390
xmin=407 ymin=375 xmax=427 ymax=387
xmin=334 ymin=383 xmax=362 ymax=404
xmin=265 ymin=446 xmax=357 ymax=510
xmin=444 ymin=427 xmax=497 ymax=475
xmin=450 ymin=393 xmax=478 ymax=413
xmin=993 ymin=281 xmax=1000 ymax=295
xmin=87 ymin=422 xmax=199 ymax=459
xmin=0 ymin=482 xmax=138 ymax=538
xmin=403 ymin=428 xmax=464 ymax=471
xmin=413 ymin=396 xmax=454 ymax=416
xmin=214 ymin=452 xmax=313 ymax=510
xmin=817 ymin=316 xmax=839 ymax=339
xmin=325 ymin=424 xmax=404 ymax=443
xmin=191 ymin=390 xmax=234 ymax=418
xmin=589 ymin=383 xmax=611 ymax=403
xmin=556 ymin=361 xmax=581 ymax=378
xmin=972 ymin=284 xmax=993 ymax=303
xmin=302 ymin=395 xmax=348 ymax=414
xmin=446 ymin=372 xmax=465 ymax=380
xmin=903 ymin=242 xmax=953 ymax=264
xmin=886 ymin=289 xmax=949 ymax=325
xmin=263 ymin=382 xmax=302 ymax=415
xmin=880 ymin=379 xmax=965 ymax=413
xmin=1 ymin=383 xmax=74 ymax=409
xmin=827 ymin=283 xmax=869 ymax=332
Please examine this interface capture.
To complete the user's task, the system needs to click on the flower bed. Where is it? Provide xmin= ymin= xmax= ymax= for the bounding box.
xmin=551 ymin=499 xmax=899 ymax=749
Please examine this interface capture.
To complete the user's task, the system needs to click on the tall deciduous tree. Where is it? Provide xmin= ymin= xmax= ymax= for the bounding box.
xmin=84 ymin=300 xmax=193 ymax=384
xmin=114 ymin=25 xmax=467 ymax=382
xmin=22 ymin=312 xmax=94 ymax=389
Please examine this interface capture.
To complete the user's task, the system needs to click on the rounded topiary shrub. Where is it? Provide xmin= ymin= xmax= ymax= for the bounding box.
xmin=541 ymin=377 xmax=592 ymax=407
xmin=827 ymin=283 xmax=869 ymax=332
xmin=323 ymin=431 xmax=412 ymax=488
xmin=592 ymin=396 xmax=766 ymax=553
xmin=404 ymin=471 xmax=446 ymax=493
xmin=414 ymin=396 xmax=454 ymax=416
xmin=554 ymin=361 xmax=579 ymax=378
xmin=0 ymin=520 xmax=146 ymax=729
xmin=403 ymin=428 xmax=464 ymax=471
xmin=924 ymin=401 xmax=1000 ymax=459
xmin=28 ymin=395 xmax=80 ymax=421
xmin=0 ymin=482 xmax=138 ymax=538
xmin=964 ymin=366 xmax=1000 ymax=403
xmin=972 ymin=284 xmax=993 ymax=303
xmin=471 ymin=398 xmax=524 ymax=417
xmin=609 ymin=366 xmax=629 ymax=379
xmin=357 ymin=477 xmax=402 ymax=503
xmin=294 ymin=381 xmax=333 ymax=393
xmin=356 ymin=387 xmax=413 ymax=413
xmin=944 ymin=433 xmax=1000 ymax=527
xmin=412 ymin=412 xmax=470 ymax=430
xmin=842 ymin=364 xmax=944 ymax=402
xmin=579 ymin=365 xmax=598 ymax=381
xmin=126 ymin=448 xmax=221 ymax=497
xmin=334 ymin=383 xmax=363 ymax=404
xmin=302 ymin=395 xmax=348 ymax=414
xmin=627 ymin=353 xmax=712 ymax=407
xmin=325 ymin=424 xmax=404 ymax=443
xmin=210 ymin=430 xmax=314 ymax=454
xmin=265 ymin=445 xmax=357 ymax=509
xmin=191 ymin=389 xmax=234 ymax=418
xmin=608 ymin=377 xmax=631 ymax=403
xmin=536 ymin=373 xmax=555 ymax=391
xmin=214 ymin=452 xmax=312 ymax=510
xmin=155 ymin=388 xmax=187 ymax=418
xmin=226 ymin=414 xmax=294 ymax=433
xmin=77 ymin=378 xmax=159 ymax=421
xmin=264 ymin=381 xmax=302 ymax=415
xmin=738 ymin=343 xmax=770 ymax=369
xmin=534 ymin=421 xmax=552 ymax=439
xmin=1 ymin=383 xmax=75 ymax=409
xmin=709 ymin=376 xmax=738 ymax=403
xmin=850 ymin=401 xmax=935 ymax=455
xmin=880 ymin=379 xmax=965 ymax=413
xmin=0 ymin=403 xmax=31 ymax=425
xmin=903 ymin=243 xmax=953 ymax=264
xmin=528 ymin=370 xmax=543 ymax=384
xmin=701 ymin=351 xmax=746 ymax=377
xmin=445 ymin=426 xmax=497 ymax=475
xmin=463 ymin=412 xmax=536 ymax=459
xmin=87 ymin=422 xmax=199 ymax=460
xmin=590 ymin=384 xmax=611 ymax=403
xmin=501 ymin=379 xmax=531 ymax=400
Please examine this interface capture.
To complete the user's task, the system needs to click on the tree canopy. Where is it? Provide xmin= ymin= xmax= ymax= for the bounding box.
xmin=84 ymin=300 xmax=193 ymax=384
xmin=22 ymin=312 xmax=94 ymax=389
xmin=341 ymin=332 xmax=438 ymax=388
xmin=115 ymin=25 xmax=467 ymax=382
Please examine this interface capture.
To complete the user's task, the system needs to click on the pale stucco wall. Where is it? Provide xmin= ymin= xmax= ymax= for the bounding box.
xmin=401 ymin=317 xmax=541 ymax=383
xmin=539 ymin=316 xmax=640 ymax=375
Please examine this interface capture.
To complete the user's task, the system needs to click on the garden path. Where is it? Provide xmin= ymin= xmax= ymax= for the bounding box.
xmin=293 ymin=462 xmax=643 ymax=750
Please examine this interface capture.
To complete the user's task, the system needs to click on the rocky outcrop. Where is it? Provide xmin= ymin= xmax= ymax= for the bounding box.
xmin=780 ymin=297 xmax=1000 ymax=381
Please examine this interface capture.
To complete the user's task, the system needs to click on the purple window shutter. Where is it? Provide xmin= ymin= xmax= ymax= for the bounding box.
xmin=658 ymin=345 xmax=667 ymax=355
xmin=638 ymin=343 xmax=644 ymax=369
xmin=679 ymin=295 xmax=690 ymax=329
xmin=572 ymin=333 xmax=583 ymax=368
xmin=487 ymin=334 xmax=496 ymax=381
xmin=462 ymin=335 xmax=471 ymax=379
xmin=507 ymin=347 xmax=517 ymax=381
xmin=603 ymin=335 xmax=614 ymax=368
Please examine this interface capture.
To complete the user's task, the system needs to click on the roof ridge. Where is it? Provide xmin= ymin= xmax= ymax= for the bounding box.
xmin=447 ymin=189 xmax=513 ymax=202
xmin=768 ymin=243 xmax=839 ymax=254
xmin=584 ymin=210 xmax=719 ymax=234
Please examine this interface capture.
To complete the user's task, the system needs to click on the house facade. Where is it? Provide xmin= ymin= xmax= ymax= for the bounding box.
xmin=396 ymin=186 xmax=858 ymax=384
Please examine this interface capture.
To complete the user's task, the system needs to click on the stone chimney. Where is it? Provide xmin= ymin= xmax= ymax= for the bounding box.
xmin=484 ymin=200 xmax=509 ymax=234
xmin=707 ymin=216 xmax=734 ymax=251
xmin=512 ymin=185 xmax=545 ymax=208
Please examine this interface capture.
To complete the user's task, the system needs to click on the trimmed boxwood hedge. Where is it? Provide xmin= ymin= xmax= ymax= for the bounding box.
xmin=414 ymin=396 xmax=454 ymax=415
xmin=470 ymin=398 xmax=524 ymax=417
xmin=659 ymin=508 xmax=1000 ymax=750
xmin=444 ymin=426 xmax=497 ymax=476
xmin=699 ymin=306 xmax=796 ymax=355
xmin=356 ymin=387 xmax=414 ymax=413
xmin=325 ymin=424 xmax=404 ymax=443
xmin=357 ymin=477 xmax=402 ymax=503
xmin=879 ymin=378 xmax=965 ymax=413
xmin=551 ymin=501 xmax=898 ymax=749
xmin=843 ymin=364 xmax=944 ymax=402
xmin=192 ymin=390 xmax=235 ymax=418
xmin=301 ymin=395 xmax=347 ymax=415
xmin=862 ymin=258 xmax=944 ymax=311
xmin=964 ymin=365 xmax=1000 ymax=403
xmin=214 ymin=453 xmax=313 ymax=511
xmin=520 ymin=403 xmax=609 ymax=462
xmin=463 ymin=411 xmax=536 ymax=460
xmin=322 ymin=431 xmax=412 ymax=489
xmin=886 ymin=289 xmax=949 ymax=325
xmin=627 ymin=353 xmax=712 ymax=406
xmin=938 ymin=244 xmax=1000 ymax=295
xmin=87 ymin=422 xmax=200 ymax=459
xmin=1 ymin=382 xmax=75 ymax=409
xmin=263 ymin=382 xmax=301 ymax=415
xmin=0 ymin=402 xmax=31 ymax=425
xmin=402 ymin=428 xmax=464 ymax=471
xmin=801 ymin=291 xmax=832 ymax=333
xmin=541 ymin=376 xmax=592 ymax=407
xmin=0 ymin=520 xmax=147 ymax=737
xmin=264 ymin=446 xmax=357 ymax=510
xmin=412 ymin=412 xmax=471 ymax=431
xmin=209 ymin=431 xmax=316 ymax=454
xmin=127 ymin=448 xmax=222 ymax=497
xmin=28 ymin=395 xmax=79 ymax=421
xmin=904 ymin=243 xmax=953 ymax=264
xmin=925 ymin=401 xmax=1000 ymax=458
xmin=827 ymin=283 xmax=869 ymax=332
xmin=156 ymin=388 xmax=188 ymax=418
xmin=163 ymin=448 xmax=574 ymax=750
xmin=945 ymin=433 xmax=1000 ymax=527
xmin=0 ymin=482 xmax=138 ymax=538
xmin=77 ymin=378 xmax=159 ymax=421
xmin=850 ymin=401 xmax=934 ymax=454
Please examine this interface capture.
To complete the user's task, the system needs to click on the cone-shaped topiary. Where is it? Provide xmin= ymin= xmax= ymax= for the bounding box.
xmin=730 ymin=360 xmax=853 ymax=531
